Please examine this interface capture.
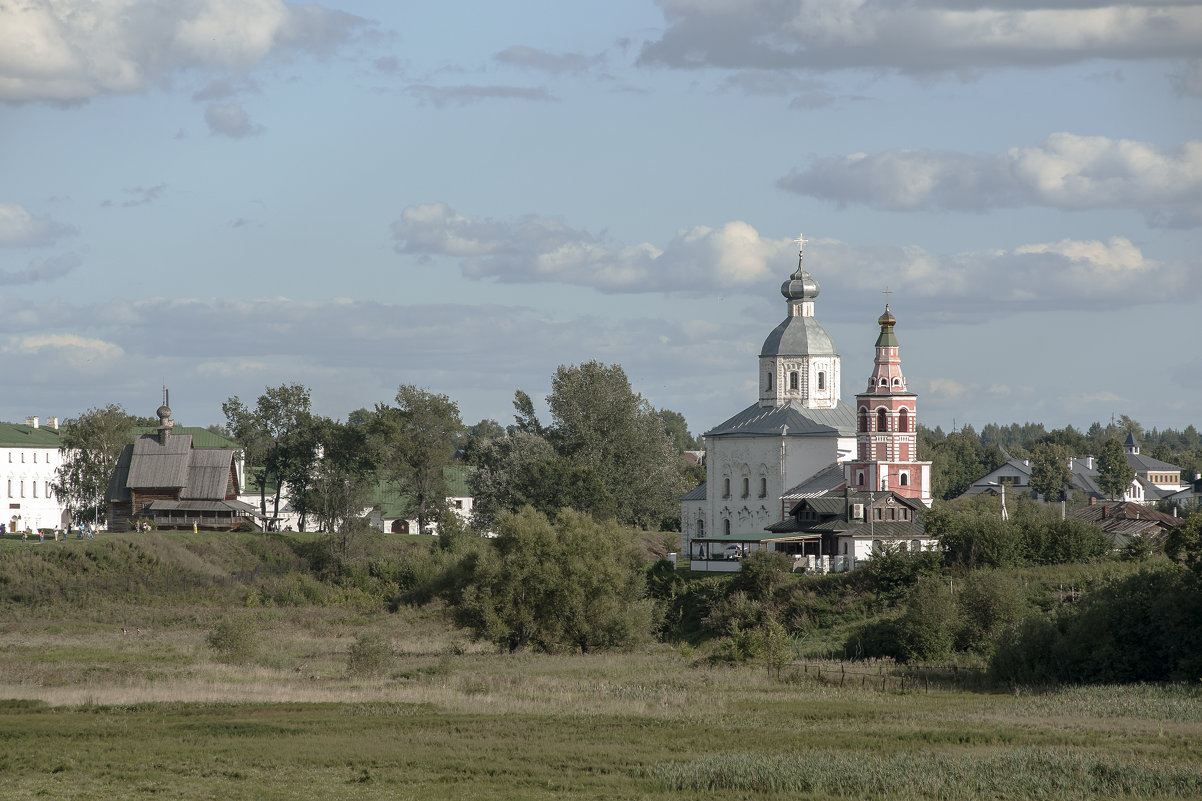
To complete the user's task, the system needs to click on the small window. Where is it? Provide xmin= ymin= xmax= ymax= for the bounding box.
xmin=817 ymin=371 xmax=825 ymax=390
xmin=877 ymin=409 xmax=887 ymax=431
xmin=765 ymin=372 xmax=773 ymax=391
xmin=724 ymin=519 xmax=731 ymax=536
xmin=759 ymin=477 xmax=767 ymax=498
xmin=872 ymin=539 xmax=882 ymax=552
xmin=911 ymin=539 xmax=921 ymax=552
xmin=874 ymin=508 xmax=882 ymax=520
xmin=742 ymin=477 xmax=749 ymax=498
xmin=898 ymin=408 xmax=909 ymax=433
xmin=32 ymin=453 xmax=37 ymax=464
xmin=697 ymin=518 xmax=705 ymax=536
xmin=879 ymin=378 xmax=887 ymax=386
xmin=32 ymin=483 xmax=37 ymax=498
xmin=899 ymin=473 xmax=909 ymax=486
xmin=789 ymin=371 xmax=799 ymax=391
xmin=858 ymin=410 xmax=868 ymax=432
xmin=856 ymin=471 xmax=865 ymax=486
xmin=723 ymin=478 xmax=730 ymax=499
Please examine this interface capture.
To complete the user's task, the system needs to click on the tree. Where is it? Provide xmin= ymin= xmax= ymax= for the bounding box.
xmin=303 ymin=418 xmax=376 ymax=552
xmin=373 ymin=385 xmax=464 ymax=535
xmin=1028 ymin=441 xmax=1071 ymax=501
xmin=1097 ymin=437 xmax=1135 ymax=500
xmin=1165 ymin=514 xmax=1202 ymax=578
xmin=52 ymin=404 xmax=140 ymax=526
xmin=895 ymin=580 xmax=957 ymax=662
xmin=548 ymin=361 xmax=691 ymax=527
xmin=450 ymin=507 xmax=655 ymax=653
xmin=223 ymin=384 xmax=319 ymax=530
xmin=659 ymin=408 xmax=699 ymax=453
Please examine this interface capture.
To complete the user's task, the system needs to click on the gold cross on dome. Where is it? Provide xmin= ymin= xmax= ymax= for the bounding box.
xmin=882 ymin=285 xmax=892 ymax=307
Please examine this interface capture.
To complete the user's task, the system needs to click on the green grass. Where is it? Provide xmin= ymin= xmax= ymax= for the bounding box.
xmin=1 ymin=531 xmax=1199 ymax=799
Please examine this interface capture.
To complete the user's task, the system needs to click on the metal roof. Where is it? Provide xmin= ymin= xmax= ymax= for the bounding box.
xmin=705 ymin=400 xmax=856 ymax=439
xmin=0 ymin=421 xmax=62 ymax=449
xmin=781 ymin=463 xmax=846 ymax=499
xmin=760 ymin=314 xmax=838 ymax=358
xmin=680 ymin=482 xmax=707 ymax=501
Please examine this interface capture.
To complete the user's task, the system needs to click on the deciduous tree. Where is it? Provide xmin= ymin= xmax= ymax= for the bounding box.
xmin=1028 ymin=441 xmax=1071 ymax=502
xmin=53 ymin=404 xmax=140 ymax=526
xmin=1097 ymin=437 xmax=1135 ymax=500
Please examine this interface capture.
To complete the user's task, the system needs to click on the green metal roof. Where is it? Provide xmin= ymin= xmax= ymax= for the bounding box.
xmin=131 ymin=426 xmax=240 ymax=449
xmin=0 ymin=422 xmax=63 ymax=448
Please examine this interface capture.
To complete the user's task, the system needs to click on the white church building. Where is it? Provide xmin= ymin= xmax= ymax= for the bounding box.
xmin=681 ymin=237 xmax=933 ymax=571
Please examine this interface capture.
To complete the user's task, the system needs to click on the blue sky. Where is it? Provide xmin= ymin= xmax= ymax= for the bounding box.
xmin=1 ymin=0 xmax=1199 ymax=439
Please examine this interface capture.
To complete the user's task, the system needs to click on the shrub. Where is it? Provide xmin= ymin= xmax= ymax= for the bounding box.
xmin=895 ymin=580 xmax=957 ymax=661
xmin=954 ymin=571 xmax=1028 ymax=654
xmin=347 ymin=632 xmax=393 ymax=677
xmin=206 ymin=616 xmax=257 ymax=664
xmin=843 ymin=618 xmax=902 ymax=661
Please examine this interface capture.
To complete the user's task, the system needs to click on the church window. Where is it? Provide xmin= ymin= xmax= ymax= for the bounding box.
xmin=759 ymin=477 xmax=767 ymax=498
xmin=20 ymin=481 xmax=24 ymax=498
xmin=879 ymin=378 xmax=887 ymax=386
xmin=858 ymin=410 xmax=868 ymax=432
xmin=697 ymin=518 xmax=704 ymax=536
xmin=742 ymin=477 xmax=749 ymax=498
xmin=765 ymin=372 xmax=772 ymax=391
xmin=877 ymin=408 xmax=887 ymax=432
xmin=899 ymin=472 xmax=909 ymax=486
xmin=856 ymin=471 xmax=864 ymax=486
xmin=911 ymin=539 xmax=921 ymax=552
xmin=898 ymin=408 xmax=909 ymax=433
xmin=817 ymin=371 xmax=825 ymax=390
xmin=789 ymin=371 xmax=799 ymax=391
xmin=723 ymin=478 xmax=730 ymax=499
xmin=893 ymin=378 xmax=901 ymax=386
xmin=723 ymin=519 xmax=731 ymax=536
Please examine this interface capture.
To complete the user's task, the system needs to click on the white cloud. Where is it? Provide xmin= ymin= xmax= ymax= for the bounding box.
xmin=0 ymin=0 xmax=369 ymax=104
xmin=205 ymin=103 xmax=263 ymax=137
xmin=392 ymin=203 xmax=793 ymax=292
xmin=4 ymin=333 xmax=123 ymax=371
xmin=494 ymin=46 xmax=599 ymax=75
xmin=925 ymin=378 xmax=971 ymax=401
xmin=392 ymin=204 xmax=1197 ymax=313
xmin=778 ymin=134 xmax=1202 ymax=227
xmin=0 ymin=203 xmax=75 ymax=246
xmin=639 ymin=1 xmax=1202 ymax=76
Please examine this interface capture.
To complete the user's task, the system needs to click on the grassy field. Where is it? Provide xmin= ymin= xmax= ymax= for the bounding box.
xmin=2 ymin=531 xmax=1200 ymax=799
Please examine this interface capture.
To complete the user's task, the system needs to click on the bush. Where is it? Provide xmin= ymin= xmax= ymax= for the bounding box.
xmin=843 ymin=617 xmax=902 ymax=661
xmin=954 ymin=571 xmax=1028 ymax=654
xmin=347 ymin=632 xmax=393 ymax=677
xmin=206 ymin=616 xmax=257 ymax=664
xmin=895 ymin=580 xmax=957 ymax=661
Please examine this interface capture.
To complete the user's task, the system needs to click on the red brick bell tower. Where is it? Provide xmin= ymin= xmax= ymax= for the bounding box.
xmin=844 ymin=297 xmax=932 ymax=506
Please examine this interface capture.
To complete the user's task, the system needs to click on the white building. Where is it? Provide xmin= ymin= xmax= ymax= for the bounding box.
xmin=0 ymin=416 xmax=67 ymax=532
xmin=681 ymin=241 xmax=856 ymax=565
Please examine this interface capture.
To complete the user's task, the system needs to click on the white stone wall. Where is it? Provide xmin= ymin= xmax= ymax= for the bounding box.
xmin=1 ymin=445 xmax=67 ymax=531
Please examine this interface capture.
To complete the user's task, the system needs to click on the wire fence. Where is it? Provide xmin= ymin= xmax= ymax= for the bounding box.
xmin=794 ymin=658 xmax=988 ymax=692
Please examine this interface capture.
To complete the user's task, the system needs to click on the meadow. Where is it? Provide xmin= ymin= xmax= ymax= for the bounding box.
xmin=2 ymin=531 xmax=1200 ymax=800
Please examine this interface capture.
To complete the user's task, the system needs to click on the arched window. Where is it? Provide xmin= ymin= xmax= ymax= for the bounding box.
xmin=789 ymin=371 xmax=799 ymax=391
xmin=879 ymin=378 xmax=888 ymax=386
xmin=759 ymin=477 xmax=767 ymax=498
xmin=723 ymin=519 xmax=731 ymax=536
xmin=697 ymin=518 xmax=704 ymax=536
xmin=723 ymin=478 xmax=730 ymax=498
xmin=858 ymin=409 xmax=868 ymax=432
xmin=817 ymin=371 xmax=825 ymax=390
xmin=765 ymin=372 xmax=772 ymax=391
xmin=898 ymin=408 xmax=909 ymax=433
xmin=742 ymin=477 xmax=750 ymax=498
xmin=899 ymin=472 xmax=909 ymax=486
xmin=893 ymin=377 xmax=901 ymax=386
xmin=856 ymin=471 xmax=865 ymax=486
xmin=877 ymin=408 xmax=887 ymax=432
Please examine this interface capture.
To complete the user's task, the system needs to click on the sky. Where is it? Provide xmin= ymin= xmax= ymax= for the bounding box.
xmin=1 ymin=0 xmax=1199 ymax=440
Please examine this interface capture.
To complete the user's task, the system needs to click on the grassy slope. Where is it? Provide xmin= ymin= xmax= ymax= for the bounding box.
xmin=2 ymin=531 xmax=1200 ymax=799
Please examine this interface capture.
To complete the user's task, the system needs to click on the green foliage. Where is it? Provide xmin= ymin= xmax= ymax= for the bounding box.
xmin=53 ymin=403 xmax=142 ymax=525
xmin=1029 ymin=442 xmax=1072 ymax=501
xmin=1097 ymin=437 xmax=1136 ymax=500
xmin=1164 ymin=514 xmax=1202 ymax=578
xmin=954 ymin=571 xmax=1027 ymax=654
xmin=856 ymin=543 xmax=945 ymax=604
xmin=991 ymin=565 xmax=1202 ymax=684
xmin=757 ymin=619 xmax=793 ymax=678
xmin=732 ymin=550 xmax=795 ymax=603
xmin=224 ymin=384 xmax=319 ymax=528
xmin=548 ymin=361 xmax=692 ymax=528
xmin=658 ymin=407 xmax=700 ymax=453
xmin=450 ymin=507 xmax=655 ymax=653
xmin=346 ymin=632 xmax=393 ymax=677
xmin=894 ymin=580 xmax=957 ymax=661
xmin=928 ymin=426 xmax=1006 ymax=500
xmin=372 ymin=385 xmax=465 ymax=535
xmin=206 ymin=616 xmax=257 ymax=664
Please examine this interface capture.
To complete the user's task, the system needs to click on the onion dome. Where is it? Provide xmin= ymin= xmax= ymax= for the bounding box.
xmin=874 ymin=305 xmax=899 ymax=348
xmin=878 ymin=306 xmax=895 ymax=329
xmin=157 ymin=404 xmax=171 ymax=423
xmin=781 ymin=266 xmax=819 ymax=301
